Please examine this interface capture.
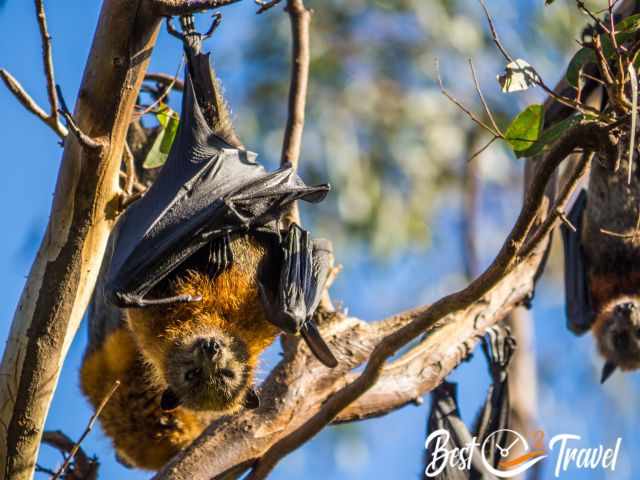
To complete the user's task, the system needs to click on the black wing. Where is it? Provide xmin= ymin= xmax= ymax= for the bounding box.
xmin=86 ymin=238 xmax=129 ymax=354
xmin=561 ymin=189 xmax=595 ymax=334
xmin=473 ymin=326 xmax=515 ymax=471
xmin=260 ymin=224 xmax=338 ymax=367
xmin=104 ymin=46 xmax=328 ymax=307
xmin=425 ymin=382 xmax=496 ymax=480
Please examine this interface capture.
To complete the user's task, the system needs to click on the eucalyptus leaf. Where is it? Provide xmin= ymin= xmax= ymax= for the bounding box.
xmin=517 ymin=114 xmax=585 ymax=158
xmin=566 ymin=48 xmax=596 ymax=88
xmin=142 ymin=106 xmax=180 ymax=169
xmin=616 ymin=13 xmax=640 ymax=33
xmin=160 ymin=111 xmax=179 ymax=155
xmin=505 ymin=104 xmax=544 ymax=155
xmin=565 ymin=28 xmax=637 ymax=87
xmin=143 ymin=127 xmax=169 ymax=169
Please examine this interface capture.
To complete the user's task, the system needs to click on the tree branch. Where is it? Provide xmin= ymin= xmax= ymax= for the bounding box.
xmin=34 ymin=0 xmax=59 ymax=122
xmin=0 ymin=68 xmax=67 ymax=139
xmin=145 ymin=72 xmax=185 ymax=92
xmin=40 ymin=431 xmax=98 ymax=480
xmin=149 ymin=0 xmax=242 ymax=16
xmin=0 ymin=1 xmax=166 ymax=477
xmin=278 ymin=0 xmax=311 ymax=226
xmin=50 ymin=381 xmax=119 ymax=480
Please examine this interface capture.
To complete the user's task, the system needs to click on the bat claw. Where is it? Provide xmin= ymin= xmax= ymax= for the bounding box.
xmin=204 ymin=12 xmax=223 ymax=39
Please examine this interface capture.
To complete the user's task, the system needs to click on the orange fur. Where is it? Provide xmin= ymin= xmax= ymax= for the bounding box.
xmin=80 ymin=328 xmax=217 ymax=470
xmin=127 ymin=235 xmax=279 ymax=409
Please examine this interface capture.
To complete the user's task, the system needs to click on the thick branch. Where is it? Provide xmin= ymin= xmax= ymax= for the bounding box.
xmin=0 ymin=1 xmax=165 ymax=478
xmin=149 ymin=0 xmax=242 ymax=16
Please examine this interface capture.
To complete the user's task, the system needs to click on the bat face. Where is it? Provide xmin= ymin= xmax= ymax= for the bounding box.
xmin=162 ymin=329 xmax=250 ymax=412
xmin=593 ymin=298 xmax=640 ymax=372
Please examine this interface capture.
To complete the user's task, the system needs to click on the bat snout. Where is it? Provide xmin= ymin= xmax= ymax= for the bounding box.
xmin=615 ymin=302 xmax=637 ymax=316
xmin=613 ymin=301 xmax=640 ymax=328
xmin=197 ymin=337 xmax=221 ymax=361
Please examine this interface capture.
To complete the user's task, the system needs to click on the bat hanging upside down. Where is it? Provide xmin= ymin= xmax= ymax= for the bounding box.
xmin=80 ymin=14 xmax=337 ymax=469
xmin=562 ymin=150 xmax=640 ymax=383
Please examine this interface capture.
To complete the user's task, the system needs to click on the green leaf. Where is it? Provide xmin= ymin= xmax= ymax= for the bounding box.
xmin=142 ymin=128 xmax=168 ymax=169
xmin=159 ymin=111 xmax=179 ymax=155
xmin=517 ymin=114 xmax=585 ymax=158
xmin=566 ymin=47 xmax=596 ymax=88
xmin=156 ymin=104 xmax=173 ymax=128
xmin=142 ymin=107 xmax=180 ymax=169
xmin=616 ymin=14 xmax=640 ymax=33
xmin=505 ymin=104 xmax=544 ymax=155
xmin=565 ymin=28 xmax=637 ymax=87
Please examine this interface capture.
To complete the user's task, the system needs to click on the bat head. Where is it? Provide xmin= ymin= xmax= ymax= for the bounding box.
xmin=593 ymin=298 xmax=640 ymax=380
xmin=161 ymin=328 xmax=258 ymax=412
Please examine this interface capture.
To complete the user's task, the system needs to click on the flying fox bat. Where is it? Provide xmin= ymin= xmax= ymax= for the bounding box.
xmin=424 ymin=326 xmax=515 ymax=480
xmin=97 ymin=14 xmax=337 ymax=413
xmin=562 ymin=151 xmax=640 ymax=383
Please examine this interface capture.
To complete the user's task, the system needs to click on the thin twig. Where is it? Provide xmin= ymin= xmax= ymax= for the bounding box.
xmin=436 ymin=59 xmax=502 ymax=138
xmin=280 ymin=0 xmax=312 ymax=226
xmin=256 ymin=0 xmax=283 ymax=13
xmin=469 ymin=135 xmax=500 ymax=162
xmin=34 ymin=0 xmax=59 ymax=120
xmin=556 ymin=207 xmax=577 ymax=232
xmin=0 ymin=69 xmax=67 ymax=139
xmin=135 ymin=56 xmax=185 ymax=118
xmin=480 ymin=0 xmax=604 ymax=118
xmin=56 ymin=85 xmax=103 ymax=150
xmin=577 ymin=0 xmax=612 ymax=35
xmin=145 ymin=72 xmax=185 ymax=92
xmin=468 ymin=58 xmax=503 ymax=137
xmin=628 ymin=62 xmax=637 ymax=183
xmin=51 ymin=381 xmax=120 ymax=480
xmin=520 ymin=152 xmax=594 ymax=257
xmin=41 ymin=431 xmax=98 ymax=480
xmin=35 ymin=464 xmax=57 ymax=477
xmin=122 ymin=143 xmax=136 ymax=195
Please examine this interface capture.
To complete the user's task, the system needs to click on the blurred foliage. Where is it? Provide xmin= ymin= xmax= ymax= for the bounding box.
xmin=230 ymin=0 xmax=595 ymax=257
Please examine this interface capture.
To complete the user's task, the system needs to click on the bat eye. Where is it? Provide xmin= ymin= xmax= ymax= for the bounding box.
xmin=185 ymin=368 xmax=201 ymax=382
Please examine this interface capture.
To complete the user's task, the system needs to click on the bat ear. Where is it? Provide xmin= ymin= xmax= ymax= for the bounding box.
xmin=600 ymin=361 xmax=617 ymax=384
xmin=243 ymin=387 xmax=260 ymax=410
xmin=160 ymin=388 xmax=182 ymax=411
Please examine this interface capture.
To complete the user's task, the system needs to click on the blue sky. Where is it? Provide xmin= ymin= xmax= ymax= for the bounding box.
xmin=1 ymin=1 xmax=639 ymax=479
